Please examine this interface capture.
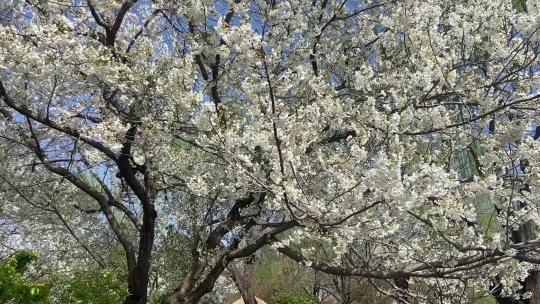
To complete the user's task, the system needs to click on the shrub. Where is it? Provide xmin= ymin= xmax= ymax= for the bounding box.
xmin=0 ymin=251 xmax=50 ymax=304
xmin=270 ymin=292 xmax=317 ymax=304
xmin=50 ymin=269 xmax=128 ymax=304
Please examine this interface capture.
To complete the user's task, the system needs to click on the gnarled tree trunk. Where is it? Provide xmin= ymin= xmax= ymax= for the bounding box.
xmin=229 ymin=259 xmax=258 ymax=304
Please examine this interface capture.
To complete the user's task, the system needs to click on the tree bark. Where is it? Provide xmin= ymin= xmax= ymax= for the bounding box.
xmin=229 ymin=260 xmax=257 ymax=304
xmin=121 ymin=154 xmax=157 ymax=304
xmin=163 ymin=222 xmax=296 ymax=304
xmin=313 ymin=269 xmax=321 ymax=303
xmin=394 ymin=277 xmax=411 ymax=304
xmin=525 ymin=271 xmax=540 ymax=304
xmin=124 ymin=209 xmax=156 ymax=304
xmin=494 ymin=221 xmax=538 ymax=304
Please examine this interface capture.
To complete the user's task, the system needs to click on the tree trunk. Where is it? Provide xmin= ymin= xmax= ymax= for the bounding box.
xmin=494 ymin=221 xmax=538 ymax=304
xmin=494 ymin=271 xmax=540 ymax=304
xmin=163 ymin=280 xmax=215 ymax=304
xmin=229 ymin=261 xmax=257 ymax=304
xmin=493 ymin=121 xmax=538 ymax=304
xmin=162 ymin=296 xmax=195 ymax=304
xmin=313 ymin=270 xmax=320 ymax=303
xmin=124 ymin=203 xmax=157 ymax=304
xmin=525 ymin=271 xmax=540 ymax=304
xmin=394 ymin=277 xmax=411 ymax=304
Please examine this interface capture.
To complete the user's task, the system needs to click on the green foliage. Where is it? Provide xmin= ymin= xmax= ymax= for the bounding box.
xmin=50 ymin=269 xmax=128 ymax=304
xmin=75 ymin=172 xmax=102 ymax=192
xmin=170 ymin=137 xmax=191 ymax=152
xmin=9 ymin=251 xmax=38 ymax=274
xmin=513 ymin=0 xmax=527 ymax=12
xmin=148 ymin=228 xmax=193 ymax=304
xmin=0 ymin=249 xmax=128 ymax=304
xmin=0 ymin=251 xmax=50 ymax=304
xmin=252 ymin=250 xmax=284 ymax=288
xmin=468 ymin=283 xmax=497 ymax=304
xmin=270 ymin=292 xmax=317 ymax=304
xmin=473 ymin=192 xmax=503 ymax=238
xmin=251 ymin=248 xmax=319 ymax=301
xmin=473 ymin=296 xmax=497 ymax=304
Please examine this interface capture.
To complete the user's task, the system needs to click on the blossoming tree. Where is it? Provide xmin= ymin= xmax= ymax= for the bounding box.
xmin=1 ymin=0 xmax=540 ymax=303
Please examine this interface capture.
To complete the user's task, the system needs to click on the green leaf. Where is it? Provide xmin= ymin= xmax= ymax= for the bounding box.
xmin=270 ymin=292 xmax=317 ymax=304
xmin=513 ymin=0 xmax=527 ymax=12
xmin=0 ymin=251 xmax=50 ymax=303
xmin=75 ymin=172 xmax=102 ymax=192
xmin=473 ymin=193 xmax=502 ymax=237
xmin=473 ymin=295 xmax=497 ymax=304
xmin=170 ymin=138 xmax=190 ymax=152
